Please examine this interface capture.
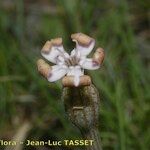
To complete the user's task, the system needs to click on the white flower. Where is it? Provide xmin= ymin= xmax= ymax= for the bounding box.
xmin=38 ymin=33 xmax=104 ymax=87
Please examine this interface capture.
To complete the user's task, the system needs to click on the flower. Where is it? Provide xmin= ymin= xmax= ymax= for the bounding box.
xmin=37 ymin=33 xmax=104 ymax=87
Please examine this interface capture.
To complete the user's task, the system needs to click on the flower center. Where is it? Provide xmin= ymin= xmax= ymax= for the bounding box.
xmin=64 ymin=56 xmax=80 ymax=66
xmin=56 ymin=48 xmax=81 ymax=66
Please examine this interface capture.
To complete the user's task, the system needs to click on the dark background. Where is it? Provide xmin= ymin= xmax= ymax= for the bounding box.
xmin=0 ymin=0 xmax=149 ymax=150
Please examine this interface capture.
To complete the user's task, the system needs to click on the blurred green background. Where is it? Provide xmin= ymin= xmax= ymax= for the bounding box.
xmin=0 ymin=0 xmax=149 ymax=150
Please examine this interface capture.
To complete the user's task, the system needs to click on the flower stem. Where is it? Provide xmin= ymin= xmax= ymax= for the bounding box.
xmin=62 ymin=84 xmax=103 ymax=150
xmin=81 ymin=127 xmax=102 ymax=150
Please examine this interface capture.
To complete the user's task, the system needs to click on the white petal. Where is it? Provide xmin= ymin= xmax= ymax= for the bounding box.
xmin=63 ymin=52 xmax=70 ymax=59
xmin=41 ymin=46 xmax=65 ymax=64
xmin=67 ymin=66 xmax=83 ymax=87
xmin=79 ymin=58 xmax=100 ymax=70
xmin=75 ymin=40 xmax=95 ymax=56
xmin=57 ymin=56 xmax=65 ymax=63
xmin=70 ymin=49 xmax=80 ymax=58
xmin=74 ymin=65 xmax=84 ymax=76
xmin=67 ymin=66 xmax=75 ymax=76
xmin=70 ymin=49 xmax=76 ymax=57
xmin=74 ymin=75 xmax=80 ymax=87
xmin=47 ymin=65 xmax=68 ymax=82
xmin=67 ymin=66 xmax=83 ymax=76
xmin=74 ymin=66 xmax=83 ymax=86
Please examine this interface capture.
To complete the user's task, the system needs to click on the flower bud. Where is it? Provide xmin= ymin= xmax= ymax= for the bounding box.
xmin=62 ymin=84 xmax=100 ymax=130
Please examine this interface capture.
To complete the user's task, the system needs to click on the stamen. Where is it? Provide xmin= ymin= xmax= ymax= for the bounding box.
xmin=71 ymin=56 xmax=75 ymax=65
xmin=69 ymin=57 xmax=75 ymax=66
xmin=55 ymin=48 xmax=81 ymax=67
xmin=65 ymin=59 xmax=72 ymax=66
xmin=56 ymin=48 xmax=68 ymax=59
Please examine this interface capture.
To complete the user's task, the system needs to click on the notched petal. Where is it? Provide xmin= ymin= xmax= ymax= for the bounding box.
xmin=47 ymin=65 xmax=68 ymax=82
xmin=71 ymin=33 xmax=95 ymax=56
xmin=79 ymin=58 xmax=100 ymax=70
xmin=41 ymin=38 xmax=65 ymax=63
xmin=71 ymin=33 xmax=93 ymax=46
xmin=41 ymin=38 xmax=63 ymax=54
xmin=41 ymin=41 xmax=52 ymax=54
xmin=37 ymin=59 xmax=52 ymax=78
xmin=51 ymin=37 xmax=62 ymax=46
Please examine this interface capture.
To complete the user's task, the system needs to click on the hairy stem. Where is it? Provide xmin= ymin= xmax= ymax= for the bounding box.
xmin=81 ymin=128 xmax=102 ymax=150
xmin=62 ymin=84 xmax=103 ymax=150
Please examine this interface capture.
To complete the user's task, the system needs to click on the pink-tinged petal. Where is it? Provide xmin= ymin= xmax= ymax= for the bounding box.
xmin=71 ymin=33 xmax=95 ymax=56
xmin=41 ymin=48 xmax=61 ymax=64
xmin=79 ymin=58 xmax=100 ymax=70
xmin=37 ymin=59 xmax=52 ymax=78
xmin=41 ymin=38 xmax=65 ymax=64
xmin=75 ymin=40 xmax=95 ymax=56
xmin=47 ymin=65 xmax=68 ymax=82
